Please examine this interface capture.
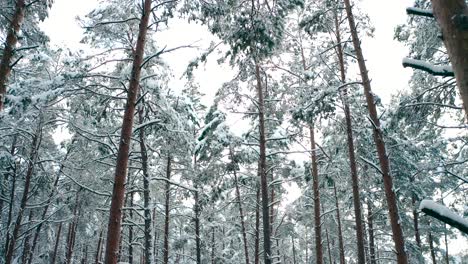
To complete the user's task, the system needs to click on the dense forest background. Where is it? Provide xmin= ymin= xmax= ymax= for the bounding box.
xmin=0 ymin=0 xmax=467 ymax=264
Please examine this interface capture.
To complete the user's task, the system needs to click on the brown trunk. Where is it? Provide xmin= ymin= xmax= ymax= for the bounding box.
xmin=334 ymin=8 xmax=366 ymax=264
xmin=50 ymin=222 xmax=62 ymax=264
xmin=332 ymin=183 xmax=345 ymax=264
xmin=163 ymin=156 xmax=171 ymax=264
xmin=255 ymin=62 xmax=272 ymax=264
xmin=0 ymin=0 xmax=26 ymax=111
xmin=367 ymin=200 xmax=377 ymax=264
xmin=254 ymin=181 xmax=260 ymax=264
xmin=342 ymin=1 xmax=408 ymax=262
xmin=230 ymin=149 xmax=250 ymax=264
xmin=95 ymin=229 xmax=104 ymax=264
xmin=428 ymin=228 xmax=437 ymax=264
xmin=138 ymin=105 xmax=152 ymax=264
xmin=21 ymin=210 xmax=34 ymax=264
xmin=309 ymin=125 xmax=323 ymax=264
xmin=104 ymin=0 xmax=152 ymax=263
xmin=430 ymin=0 xmax=468 ymax=119
xmin=5 ymin=123 xmax=41 ymax=264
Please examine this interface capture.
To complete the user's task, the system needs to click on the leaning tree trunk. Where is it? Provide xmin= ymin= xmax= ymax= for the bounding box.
xmin=309 ymin=125 xmax=323 ymax=264
xmin=334 ymin=8 xmax=366 ymax=264
xmin=138 ymin=105 xmax=152 ymax=264
xmin=0 ymin=0 xmax=26 ymax=111
xmin=342 ymin=1 xmax=408 ymax=262
xmin=104 ymin=0 xmax=152 ymax=263
xmin=163 ymin=156 xmax=172 ymax=264
xmin=430 ymin=0 xmax=468 ymax=119
xmin=5 ymin=121 xmax=41 ymax=264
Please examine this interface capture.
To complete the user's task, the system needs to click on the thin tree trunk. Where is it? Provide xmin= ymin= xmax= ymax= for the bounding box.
xmin=292 ymin=236 xmax=297 ymax=264
xmin=50 ymin=222 xmax=62 ymax=264
xmin=255 ymin=62 xmax=272 ymax=264
xmin=231 ymin=148 xmax=250 ymax=264
xmin=334 ymin=8 xmax=366 ymax=264
xmin=66 ymin=191 xmax=80 ymax=264
xmin=163 ymin=156 xmax=171 ymax=264
xmin=332 ymin=183 xmax=345 ymax=264
xmin=342 ymin=1 xmax=408 ymax=262
xmin=5 ymin=122 xmax=41 ymax=264
xmin=254 ymin=181 xmax=260 ymax=264
xmin=309 ymin=125 xmax=323 ymax=264
xmin=444 ymin=224 xmax=449 ymax=264
xmin=194 ymin=188 xmax=201 ymax=264
xmin=412 ymin=195 xmax=422 ymax=250
xmin=104 ymin=0 xmax=152 ymax=262
xmin=367 ymin=200 xmax=377 ymax=264
xmin=95 ymin=229 xmax=103 ymax=264
xmin=0 ymin=136 xmax=17 ymax=224
xmin=428 ymin=228 xmax=437 ymax=264
xmin=138 ymin=105 xmax=152 ymax=264
xmin=21 ymin=210 xmax=34 ymax=264
xmin=324 ymin=222 xmax=333 ymax=264
xmin=430 ymin=0 xmax=468 ymax=119
xmin=0 ymin=0 xmax=26 ymax=111
xmin=128 ymin=191 xmax=134 ymax=264
xmin=211 ymin=227 xmax=215 ymax=264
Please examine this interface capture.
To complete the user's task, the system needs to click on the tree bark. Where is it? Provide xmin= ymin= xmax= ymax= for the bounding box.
xmin=254 ymin=181 xmax=260 ymax=264
xmin=332 ymin=183 xmax=345 ymax=264
xmin=138 ymin=105 xmax=152 ymax=264
xmin=21 ymin=210 xmax=34 ymax=264
xmin=66 ymin=191 xmax=80 ymax=264
xmin=367 ymin=200 xmax=377 ymax=264
xmin=0 ymin=0 xmax=26 ymax=111
xmin=5 ymin=122 xmax=41 ymax=264
xmin=230 ymin=148 xmax=250 ymax=264
xmin=428 ymin=228 xmax=437 ymax=264
xmin=104 ymin=0 xmax=152 ymax=263
xmin=430 ymin=0 xmax=468 ymax=119
xmin=309 ymin=125 xmax=323 ymax=264
xmin=50 ymin=222 xmax=62 ymax=264
xmin=334 ymin=8 xmax=366 ymax=264
xmin=255 ymin=62 xmax=272 ymax=264
xmin=342 ymin=1 xmax=408 ymax=262
xmin=0 ymin=136 xmax=17 ymax=224
xmin=163 ymin=156 xmax=171 ymax=264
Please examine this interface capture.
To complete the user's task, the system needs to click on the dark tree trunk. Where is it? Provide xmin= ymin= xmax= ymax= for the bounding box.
xmin=430 ymin=0 xmax=468 ymax=119
xmin=211 ymin=227 xmax=215 ymax=264
xmin=334 ymin=8 xmax=366 ymax=264
xmin=309 ymin=125 xmax=323 ymax=264
xmin=104 ymin=0 xmax=152 ymax=263
xmin=412 ymin=195 xmax=422 ymax=250
xmin=138 ymin=105 xmax=152 ymax=264
xmin=5 ymin=124 xmax=41 ymax=264
xmin=230 ymin=148 xmax=250 ymax=264
xmin=255 ymin=62 xmax=272 ymax=264
xmin=428 ymin=228 xmax=437 ymax=264
xmin=332 ymin=183 xmax=345 ymax=264
xmin=343 ymin=1 xmax=408 ymax=262
xmin=66 ymin=192 xmax=80 ymax=264
xmin=0 ymin=0 xmax=26 ymax=111
xmin=50 ymin=222 xmax=62 ymax=264
xmin=21 ymin=210 xmax=34 ymax=264
xmin=163 ymin=156 xmax=171 ymax=264
xmin=128 ymin=191 xmax=134 ymax=264
xmin=367 ymin=200 xmax=377 ymax=264
xmin=194 ymin=188 xmax=201 ymax=264
xmin=292 ymin=236 xmax=297 ymax=264
xmin=0 ymin=136 xmax=17 ymax=224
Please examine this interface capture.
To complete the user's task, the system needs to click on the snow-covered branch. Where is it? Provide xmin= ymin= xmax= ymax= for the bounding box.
xmin=406 ymin=7 xmax=434 ymax=18
xmin=419 ymin=200 xmax=468 ymax=234
xmin=402 ymin=58 xmax=454 ymax=77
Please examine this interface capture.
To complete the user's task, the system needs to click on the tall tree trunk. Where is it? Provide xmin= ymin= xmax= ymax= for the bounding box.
xmin=104 ymin=0 xmax=152 ymax=262
xmin=0 ymin=0 xmax=26 ymax=111
xmin=332 ymin=183 xmax=345 ymax=264
xmin=254 ymin=181 xmax=260 ymax=264
xmin=194 ymin=188 xmax=201 ymax=264
xmin=66 ymin=191 xmax=80 ymax=264
xmin=367 ymin=200 xmax=377 ymax=264
xmin=430 ymin=0 xmax=468 ymax=119
xmin=163 ymin=156 xmax=171 ymax=264
xmin=138 ymin=105 xmax=152 ymax=264
xmin=255 ymin=62 xmax=272 ymax=264
xmin=50 ymin=222 xmax=62 ymax=264
xmin=5 ymin=122 xmax=41 ymax=264
xmin=0 ymin=135 xmax=17 ymax=224
xmin=128 ymin=191 xmax=134 ymax=264
xmin=309 ymin=125 xmax=323 ymax=264
xmin=412 ymin=195 xmax=422 ymax=250
xmin=21 ymin=209 xmax=34 ymax=264
xmin=443 ymin=224 xmax=449 ymax=264
xmin=342 ymin=1 xmax=408 ymax=262
xmin=230 ymin=148 xmax=250 ymax=264
xmin=334 ymin=8 xmax=366 ymax=264
xmin=95 ymin=229 xmax=104 ymax=264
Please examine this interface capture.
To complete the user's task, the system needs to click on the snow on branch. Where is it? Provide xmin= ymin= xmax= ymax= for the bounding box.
xmin=402 ymin=58 xmax=454 ymax=77
xmin=419 ymin=199 xmax=468 ymax=234
xmin=406 ymin=7 xmax=434 ymax=18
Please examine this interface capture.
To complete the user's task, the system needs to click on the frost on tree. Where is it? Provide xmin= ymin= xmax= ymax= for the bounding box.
xmin=419 ymin=199 xmax=468 ymax=235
